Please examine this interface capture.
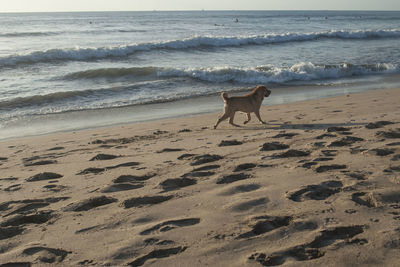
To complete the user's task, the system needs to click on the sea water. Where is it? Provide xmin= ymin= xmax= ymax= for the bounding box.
xmin=1 ymin=10 xmax=400 ymax=139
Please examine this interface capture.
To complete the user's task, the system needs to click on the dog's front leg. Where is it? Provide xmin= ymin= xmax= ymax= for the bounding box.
xmin=254 ymin=110 xmax=267 ymax=125
xmin=243 ymin=113 xmax=251 ymax=124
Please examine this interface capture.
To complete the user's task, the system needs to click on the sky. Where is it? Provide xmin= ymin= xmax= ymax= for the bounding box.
xmin=0 ymin=0 xmax=399 ymax=13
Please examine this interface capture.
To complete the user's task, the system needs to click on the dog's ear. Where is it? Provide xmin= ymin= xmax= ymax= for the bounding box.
xmin=255 ymin=85 xmax=265 ymax=94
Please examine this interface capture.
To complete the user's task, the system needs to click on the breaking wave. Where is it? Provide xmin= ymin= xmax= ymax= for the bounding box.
xmin=64 ymin=62 xmax=399 ymax=84
xmin=1 ymin=62 xmax=397 ymax=112
xmin=1 ymin=28 xmax=400 ymax=67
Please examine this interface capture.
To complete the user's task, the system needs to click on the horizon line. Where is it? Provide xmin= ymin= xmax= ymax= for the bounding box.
xmin=1 ymin=9 xmax=399 ymax=14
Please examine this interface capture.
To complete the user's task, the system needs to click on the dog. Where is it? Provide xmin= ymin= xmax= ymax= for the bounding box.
xmin=214 ymin=85 xmax=271 ymax=129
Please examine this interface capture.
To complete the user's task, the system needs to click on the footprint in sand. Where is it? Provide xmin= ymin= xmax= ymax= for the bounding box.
xmin=391 ymin=154 xmax=400 ymax=161
xmin=192 ymin=164 xmax=220 ymax=172
xmin=48 ymin=146 xmax=64 ymax=151
xmin=345 ymin=171 xmax=370 ymax=180
xmin=377 ymin=130 xmax=400 ymax=139
xmin=368 ymin=148 xmax=395 ymax=156
xmin=77 ymin=167 xmax=105 ymax=175
xmin=272 ymin=149 xmax=310 ymax=159
xmin=63 ymin=196 xmax=117 ymax=212
xmin=216 ymin=173 xmax=253 ymax=184
xmin=386 ymin=142 xmax=400 ymax=147
xmin=365 ymin=121 xmax=395 ymax=129
xmin=316 ymin=133 xmax=337 ymax=140
xmin=190 ymin=154 xmax=223 ymax=166
xmin=260 ymin=142 xmax=290 ymax=151
xmin=326 ymin=126 xmax=351 ymax=133
xmin=230 ymin=197 xmax=269 ymax=212
xmin=26 ymin=172 xmax=63 ymax=182
xmin=22 ymin=246 xmax=71 ymax=263
xmin=101 ymin=173 xmax=155 ymax=193
xmin=219 ymin=184 xmax=261 ymax=196
xmin=321 ymin=150 xmax=338 ymax=157
xmin=0 ymin=177 xmax=18 ymax=182
xmin=140 ymin=218 xmax=200 ymax=235
xmin=4 ymin=202 xmax=55 ymax=218
xmin=238 ymin=215 xmax=293 ymax=239
xmin=287 ymin=180 xmax=343 ymax=202
xmin=3 ymin=184 xmax=22 ymax=192
xmin=77 ymin=161 xmax=140 ymax=175
xmin=0 ymin=157 xmax=8 ymax=167
xmin=273 ymin=132 xmax=300 ymax=139
xmin=157 ymin=148 xmax=184 ymax=153
xmin=351 ymin=192 xmax=379 ymax=208
xmin=182 ymin=170 xmax=216 ymax=178
xmin=159 ymin=178 xmax=197 ymax=191
xmin=234 ymin=163 xmax=257 ymax=172
xmin=102 ymin=183 xmax=144 ymax=193
xmin=0 ymin=262 xmax=31 ymax=267
xmin=1 ymin=210 xmax=54 ymax=227
xmin=121 ymin=195 xmax=173 ymax=209
xmin=128 ymin=246 xmax=187 ymax=267
xmin=42 ymin=184 xmax=68 ymax=192
xmin=177 ymin=153 xmax=197 ymax=160
xmin=328 ymin=136 xmax=364 ymax=147
xmin=0 ymin=226 xmax=25 ymax=240
xmin=90 ymin=153 xmax=121 ymax=161
xmin=300 ymin=157 xmax=335 ymax=169
xmin=182 ymin=164 xmax=220 ymax=178
xmin=249 ymin=225 xmax=364 ymax=266
xmin=218 ymin=140 xmax=243 ymax=146
xmin=23 ymin=156 xmax=57 ymax=167
xmin=383 ymin=165 xmax=400 ymax=173
xmin=115 ymin=173 xmax=155 ymax=183
xmin=144 ymin=238 xmax=175 ymax=246
xmin=315 ymin=164 xmax=347 ymax=173
xmin=0 ymin=197 xmax=69 ymax=217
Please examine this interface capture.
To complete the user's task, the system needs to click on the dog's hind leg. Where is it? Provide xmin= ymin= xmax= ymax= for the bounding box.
xmin=214 ymin=112 xmax=229 ymax=129
xmin=229 ymin=113 xmax=240 ymax=127
xmin=254 ymin=110 xmax=266 ymax=124
xmin=243 ymin=113 xmax=251 ymax=124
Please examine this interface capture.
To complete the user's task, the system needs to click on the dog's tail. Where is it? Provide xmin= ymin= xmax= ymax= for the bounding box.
xmin=221 ymin=92 xmax=229 ymax=102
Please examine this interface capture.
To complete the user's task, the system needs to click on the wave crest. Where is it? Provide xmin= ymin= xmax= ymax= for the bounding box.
xmin=2 ymin=29 xmax=400 ymax=67
xmin=1 ymin=61 xmax=396 ymax=112
xmin=64 ymin=62 xmax=399 ymax=84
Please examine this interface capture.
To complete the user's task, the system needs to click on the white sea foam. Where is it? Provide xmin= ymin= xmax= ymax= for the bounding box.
xmin=65 ymin=62 xmax=399 ymax=84
xmin=2 ymin=62 xmax=397 ymax=113
xmin=1 ymin=29 xmax=400 ymax=67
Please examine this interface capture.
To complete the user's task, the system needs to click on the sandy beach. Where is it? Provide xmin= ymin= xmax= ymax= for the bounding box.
xmin=0 ymin=87 xmax=399 ymax=267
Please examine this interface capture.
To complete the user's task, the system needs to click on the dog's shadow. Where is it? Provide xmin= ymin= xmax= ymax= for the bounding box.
xmin=214 ymin=122 xmax=367 ymax=131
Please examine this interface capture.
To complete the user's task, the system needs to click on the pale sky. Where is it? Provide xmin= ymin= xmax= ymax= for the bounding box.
xmin=1 ymin=0 xmax=399 ymax=13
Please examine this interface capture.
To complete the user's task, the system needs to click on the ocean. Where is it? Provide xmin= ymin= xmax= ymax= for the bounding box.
xmin=1 ymin=10 xmax=400 ymax=139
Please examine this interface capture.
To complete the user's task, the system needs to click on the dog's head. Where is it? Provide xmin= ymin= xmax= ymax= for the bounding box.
xmin=255 ymin=85 xmax=271 ymax=98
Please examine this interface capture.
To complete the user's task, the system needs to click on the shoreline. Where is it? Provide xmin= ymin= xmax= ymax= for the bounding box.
xmin=2 ymin=75 xmax=400 ymax=141
xmin=0 ymin=87 xmax=399 ymax=266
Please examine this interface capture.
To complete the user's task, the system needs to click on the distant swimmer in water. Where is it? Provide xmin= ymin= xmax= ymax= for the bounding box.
xmin=235 ymin=18 xmax=239 ymax=23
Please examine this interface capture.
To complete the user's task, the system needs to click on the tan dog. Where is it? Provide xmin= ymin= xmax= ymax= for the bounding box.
xmin=214 ymin=85 xmax=271 ymax=129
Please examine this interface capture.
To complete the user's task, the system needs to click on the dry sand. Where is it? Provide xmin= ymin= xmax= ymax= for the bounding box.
xmin=0 ymin=88 xmax=400 ymax=267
